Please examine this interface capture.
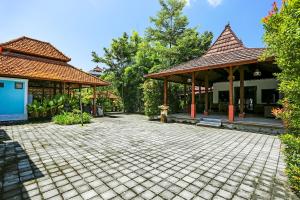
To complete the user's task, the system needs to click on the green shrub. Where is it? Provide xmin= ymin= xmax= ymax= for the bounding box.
xmin=143 ymin=79 xmax=163 ymax=117
xmin=53 ymin=112 xmax=91 ymax=125
xmin=280 ymin=133 xmax=300 ymax=195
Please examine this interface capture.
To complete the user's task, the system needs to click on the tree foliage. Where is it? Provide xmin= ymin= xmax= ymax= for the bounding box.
xmin=143 ymin=0 xmax=212 ymax=116
xmin=263 ymin=0 xmax=300 ymax=131
xmin=263 ymin=0 xmax=300 ymax=195
xmin=92 ymin=0 xmax=212 ymax=115
xmin=92 ymin=31 xmax=143 ymax=112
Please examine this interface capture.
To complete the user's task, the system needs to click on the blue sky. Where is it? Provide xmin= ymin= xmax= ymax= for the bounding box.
xmin=0 ymin=0 xmax=275 ymax=71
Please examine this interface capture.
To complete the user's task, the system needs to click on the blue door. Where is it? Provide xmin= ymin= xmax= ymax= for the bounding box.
xmin=0 ymin=78 xmax=27 ymax=121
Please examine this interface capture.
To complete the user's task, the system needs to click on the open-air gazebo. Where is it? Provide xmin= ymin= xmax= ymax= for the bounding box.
xmin=145 ymin=24 xmax=281 ymax=125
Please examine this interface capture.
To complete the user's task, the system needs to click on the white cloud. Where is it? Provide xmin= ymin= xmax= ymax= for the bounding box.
xmin=207 ymin=0 xmax=222 ymax=7
xmin=185 ymin=0 xmax=222 ymax=7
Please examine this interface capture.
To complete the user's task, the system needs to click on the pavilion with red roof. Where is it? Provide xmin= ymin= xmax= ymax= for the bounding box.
xmin=0 ymin=36 xmax=109 ymax=121
xmin=145 ymin=24 xmax=280 ymax=123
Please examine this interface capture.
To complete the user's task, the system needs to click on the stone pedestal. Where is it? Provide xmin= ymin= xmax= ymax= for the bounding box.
xmin=159 ymin=105 xmax=169 ymax=123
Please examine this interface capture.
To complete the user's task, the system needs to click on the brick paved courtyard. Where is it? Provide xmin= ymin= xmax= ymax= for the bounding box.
xmin=0 ymin=114 xmax=298 ymax=200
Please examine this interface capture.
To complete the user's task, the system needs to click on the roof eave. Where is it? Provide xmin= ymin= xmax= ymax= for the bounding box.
xmin=145 ymin=57 xmax=274 ymax=79
xmin=0 ymin=73 xmax=110 ymax=86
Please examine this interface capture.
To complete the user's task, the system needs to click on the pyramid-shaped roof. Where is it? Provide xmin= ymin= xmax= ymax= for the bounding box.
xmin=145 ymin=24 xmax=267 ymax=79
xmin=0 ymin=36 xmax=71 ymax=62
xmin=204 ymin=24 xmax=245 ymax=56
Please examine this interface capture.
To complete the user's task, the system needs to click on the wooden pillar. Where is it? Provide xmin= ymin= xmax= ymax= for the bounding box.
xmin=59 ymin=83 xmax=63 ymax=94
xmin=204 ymin=72 xmax=209 ymax=116
xmin=239 ymin=67 xmax=245 ymax=118
xmin=42 ymin=84 xmax=45 ymax=99
xmin=191 ymin=72 xmax=196 ymax=118
xmin=63 ymin=82 xmax=66 ymax=95
xmin=184 ymin=84 xmax=187 ymax=112
xmin=228 ymin=66 xmax=234 ymax=122
xmin=79 ymin=85 xmax=83 ymax=126
xmin=67 ymin=83 xmax=70 ymax=96
xmin=93 ymin=85 xmax=97 ymax=116
xmin=198 ymin=81 xmax=201 ymax=114
xmin=164 ymin=78 xmax=168 ymax=106
xmin=53 ymin=83 xmax=57 ymax=95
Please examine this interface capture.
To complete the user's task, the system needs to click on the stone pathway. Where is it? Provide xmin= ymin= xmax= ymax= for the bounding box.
xmin=0 ymin=114 xmax=298 ymax=199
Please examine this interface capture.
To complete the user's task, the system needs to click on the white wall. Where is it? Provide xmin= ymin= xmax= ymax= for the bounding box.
xmin=213 ymin=78 xmax=278 ymax=104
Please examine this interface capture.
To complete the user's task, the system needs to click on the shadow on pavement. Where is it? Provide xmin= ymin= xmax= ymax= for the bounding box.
xmin=0 ymin=128 xmax=44 ymax=199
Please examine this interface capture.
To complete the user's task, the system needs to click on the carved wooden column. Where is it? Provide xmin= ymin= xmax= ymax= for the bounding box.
xmin=191 ymin=72 xmax=196 ymax=118
xmin=228 ymin=66 xmax=234 ymax=122
xmin=204 ymin=72 xmax=209 ymax=116
xmin=239 ymin=66 xmax=245 ymax=118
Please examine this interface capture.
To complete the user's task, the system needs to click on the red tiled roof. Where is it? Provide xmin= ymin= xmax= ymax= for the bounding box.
xmin=0 ymin=36 xmax=109 ymax=86
xmin=145 ymin=25 xmax=269 ymax=78
xmin=204 ymin=24 xmax=244 ymax=56
xmin=0 ymin=36 xmax=71 ymax=62
xmin=0 ymin=53 xmax=109 ymax=86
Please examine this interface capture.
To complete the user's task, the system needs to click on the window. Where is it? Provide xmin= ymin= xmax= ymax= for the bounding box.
xmin=262 ymin=89 xmax=279 ymax=104
xmin=0 ymin=82 xmax=4 ymax=88
xmin=15 ymin=82 xmax=23 ymax=89
xmin=219 ymin=91 xmax=229 ymax=102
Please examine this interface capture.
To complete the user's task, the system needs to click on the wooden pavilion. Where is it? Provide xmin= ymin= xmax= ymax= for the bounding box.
xmin=145 ymin=24 xmax=280 ymax=123
xmin=0 ymin=36 xmax=109 ymax=121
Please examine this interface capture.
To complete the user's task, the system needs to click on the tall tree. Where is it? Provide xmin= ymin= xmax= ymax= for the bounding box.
xmin=146 ymin=0 xmax=188 ymax=48
xmin=92 ymin=31 xmax=142 ymax=112
xmin=143 ymin=0 xmax=213 ymax=116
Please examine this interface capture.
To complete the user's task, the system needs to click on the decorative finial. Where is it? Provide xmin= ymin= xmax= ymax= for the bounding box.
xmin=226 ymin=22 xmax=230 ymax=28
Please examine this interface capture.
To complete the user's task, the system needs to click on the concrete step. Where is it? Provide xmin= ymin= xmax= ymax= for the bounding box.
xmin=202 ymin=118 xmax=222 ymax=123
xmin=196 ymin=118 xmax=222 ymax=127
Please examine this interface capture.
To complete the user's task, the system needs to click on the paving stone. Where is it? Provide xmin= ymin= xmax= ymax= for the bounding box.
xmin=0 ymin=114 xmax=297 ymax=200
xmin=132 ymin=185 xmax=146 ymax=194
xmin=101 ymin=189 xmax=117 ymax=199
xmin=81 ymin=189 xmax=98 ymax=200
xmin=121 ymin=190 xmax=136 ymax=199
xmin=217 ymin=189 xmax=233 ymax=199
xmin=178 ymin=189 xmax=194 ymax=200
xmin=62 ymin=189 xmax=78 ymax=199
xmin=160 ymin=190 xmax=175 ymax=199
xmin=141 ymin=190 xmax=155 ymax=199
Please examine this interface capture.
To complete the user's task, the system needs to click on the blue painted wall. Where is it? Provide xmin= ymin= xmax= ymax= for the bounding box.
xmin=0 ymin=79 xmax=25 ymax=115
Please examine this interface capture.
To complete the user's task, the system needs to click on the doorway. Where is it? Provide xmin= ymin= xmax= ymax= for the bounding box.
xmin=235 ymin=86 xmax=257 ymax=113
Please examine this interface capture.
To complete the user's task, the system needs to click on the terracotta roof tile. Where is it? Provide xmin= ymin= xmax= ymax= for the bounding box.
xmin=0 ymin=53 xmax=109 ymax=86
xmin=145 ymin=25 xmax=268 ymax=78
xmin=0 ymin=36 xmax=71 ymax=62
xmin=204 ymin=24 xmax=244 ymax=56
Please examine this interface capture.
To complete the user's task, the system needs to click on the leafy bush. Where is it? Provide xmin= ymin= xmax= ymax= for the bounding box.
xmin=263 ymin=1 xmax=300 ymax=195
xmin=53 ymin=111 xmax=91 ymax=125
xmin=27 ymin=94 xmax=68 ymax=119
xmin=280 ymin=134 xmax=300 ymax=195
xmin=263 ymin=0 xmax=300 ymax=131
xmin=143 ymin=79 xmax=163 ymax=117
